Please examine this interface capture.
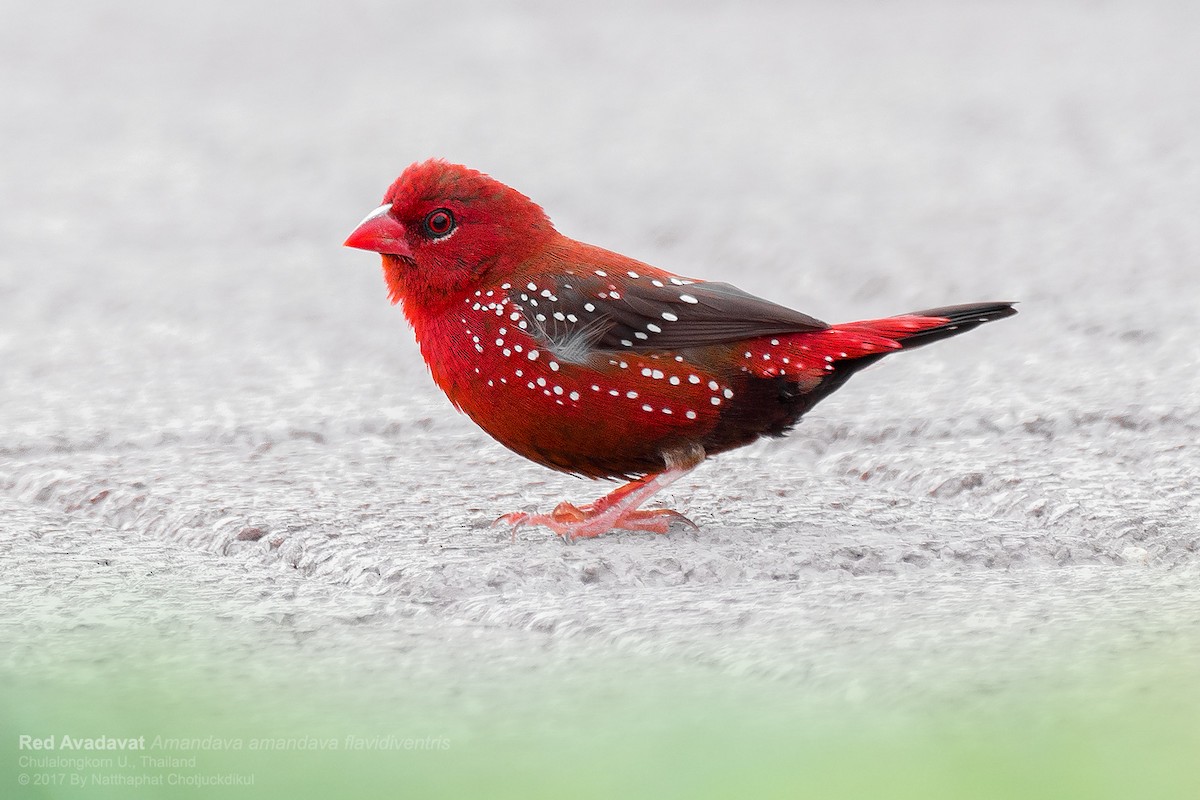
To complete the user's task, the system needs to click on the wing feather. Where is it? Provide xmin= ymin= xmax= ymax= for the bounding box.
xmin=508 ymin=270 xmax=827 ymax=355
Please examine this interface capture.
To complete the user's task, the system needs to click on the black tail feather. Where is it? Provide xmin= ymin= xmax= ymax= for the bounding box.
xmin=897 ymin=302 xmax=1017 ymax=350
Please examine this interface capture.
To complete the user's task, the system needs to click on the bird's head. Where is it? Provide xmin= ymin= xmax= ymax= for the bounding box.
xmin=345 ymin=159 xmax=556 ymax=312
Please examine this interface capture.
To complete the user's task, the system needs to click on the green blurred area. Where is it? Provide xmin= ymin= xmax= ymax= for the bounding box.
xmin=4 ymin=635 xmax=1198 ymax=800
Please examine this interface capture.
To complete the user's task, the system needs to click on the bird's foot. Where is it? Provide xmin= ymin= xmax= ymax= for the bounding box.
xmin=495 ymin=463 xmax=702 ymax=542
xmin=497 ymin=502 xmax=696 ymax=541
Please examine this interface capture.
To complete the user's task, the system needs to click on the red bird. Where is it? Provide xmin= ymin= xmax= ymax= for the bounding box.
xmin=345 ymin=160 xmax=1015 ymax=540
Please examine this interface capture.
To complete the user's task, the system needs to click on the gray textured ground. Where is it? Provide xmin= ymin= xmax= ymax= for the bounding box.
xmin=3 ymin=0 xmax=1200 ymax=717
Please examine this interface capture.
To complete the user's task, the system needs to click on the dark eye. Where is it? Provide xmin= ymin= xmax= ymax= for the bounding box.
xmin=422 ymin=208 xmax=456 ymax=238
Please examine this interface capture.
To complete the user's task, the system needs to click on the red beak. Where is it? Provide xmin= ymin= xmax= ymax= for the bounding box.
xmin=344 ymin=204 xmax=413 ymax=258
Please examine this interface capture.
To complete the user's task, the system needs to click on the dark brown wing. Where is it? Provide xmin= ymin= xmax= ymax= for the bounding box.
xmin=506 ymin=271 xmax=827 ymax=356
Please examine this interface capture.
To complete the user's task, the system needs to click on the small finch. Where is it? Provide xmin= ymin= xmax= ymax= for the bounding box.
xmin=346 ymin=160 xmax=1015 ymax=540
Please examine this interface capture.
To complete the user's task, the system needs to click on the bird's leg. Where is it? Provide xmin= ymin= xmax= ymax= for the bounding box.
xmin=498 ymin=447 xmax=704 ymax=541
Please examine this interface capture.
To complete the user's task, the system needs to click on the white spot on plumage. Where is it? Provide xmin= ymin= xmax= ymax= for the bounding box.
xmin=661 ymin=312 xmax=678 ymax=322
xmin=537 ymin=377 xmax=546 ymax=386
xmin=549 ymin=361 xmax=560 ymax=372
xmin=679 ymin=293 xmax=698 ymax=304
xmin=669 ymin=376 xmax=680 ymax=385
xmin=662 ymin=407 xmax=672 ymax=414
xmin=711 ymin=397 xmax=721 ymax=405
xmin=595 ymin=270 xmax=607 ymax=277
xmin=685 ymin=410 xmax=697 ymax=419
xmin=569 ymin=391 xmax=580 ymax=401
xmin=627 ymin=390 xmax=638 ymax=399
xmin=635 ymin=332 xmax=649 ymax=340
xmin=689 ymin=375 xmax=700 ymax=384
xmin=553 ymin=386 xmax=564 ymax=395
xmin=642 ymin=404 xmax=653 ymax=412
xmin=527 ymin=282 xmax=537 ymax=291
xmin=723 ymin=388 xmax=734 ymax=399
xmin=708 ymin=380 xmax=719 ymax=390
xmin=621 ymin=339 xmax=633 ymax=347
xmin=651 ymin=369 xmax=664 ymax=379
xmin=646 ymin=323 xmax=662 ymax=333
xmin=652 ymin=279 xmax=664 ymax=287
xmin=627 ymin=271 xmax=639 ymax=278
xmin=528 ymin=350 xmax=540 ymax=360
xmin=584 ymin=303 xmax=596 ymax=312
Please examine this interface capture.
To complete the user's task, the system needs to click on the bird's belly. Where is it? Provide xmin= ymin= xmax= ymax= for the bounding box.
xmin=421 ymin=311 xmax=750 ymax=477
xmin=453 ymin=349 xmax=740 ymax=477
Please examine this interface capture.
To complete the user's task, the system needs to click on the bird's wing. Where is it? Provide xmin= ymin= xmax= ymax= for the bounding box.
xmin=505 ymin=270 xmax=828 ymax=355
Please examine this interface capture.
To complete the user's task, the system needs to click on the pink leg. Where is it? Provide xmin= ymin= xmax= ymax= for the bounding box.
xmin=497 ymin=466 xmax=698 ymax=541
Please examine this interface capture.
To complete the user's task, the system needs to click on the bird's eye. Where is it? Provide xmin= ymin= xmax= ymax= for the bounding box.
xmin=423 ymin=208 xmax=456 ymax=239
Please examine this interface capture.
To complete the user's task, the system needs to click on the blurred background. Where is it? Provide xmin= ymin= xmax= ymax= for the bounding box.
xmin=2 ymin=1 xmax=1199 ymax=797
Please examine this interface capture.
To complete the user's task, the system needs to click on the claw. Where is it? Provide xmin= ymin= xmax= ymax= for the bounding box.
xmin=494 ymin=511 xmax=529 ymax=528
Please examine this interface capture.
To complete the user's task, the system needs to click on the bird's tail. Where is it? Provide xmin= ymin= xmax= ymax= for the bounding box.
xmin=736 ymin=301 xmax=1016 ymax=431
xmin=738 ymin=302 xmax=1016 ymax=413
xmin=834 ymin=302 xmax=1018 ymax=352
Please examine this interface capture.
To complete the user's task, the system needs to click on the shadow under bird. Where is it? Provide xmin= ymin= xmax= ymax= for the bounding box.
xmin=345 ymin=160 xmax=1016 ymax=540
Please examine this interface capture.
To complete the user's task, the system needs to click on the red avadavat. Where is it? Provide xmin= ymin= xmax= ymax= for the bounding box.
xmin=346 ymin=160 xmax=1015 ymax=540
